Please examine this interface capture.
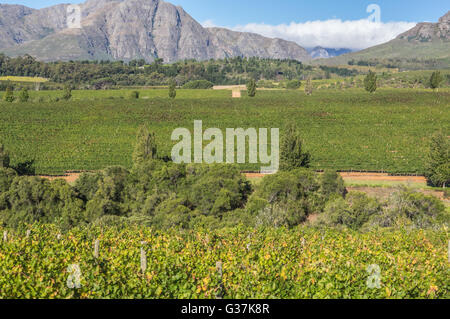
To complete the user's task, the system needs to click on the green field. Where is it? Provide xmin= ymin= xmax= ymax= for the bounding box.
xmin=0 ymin=88 xmax=449 ymax=175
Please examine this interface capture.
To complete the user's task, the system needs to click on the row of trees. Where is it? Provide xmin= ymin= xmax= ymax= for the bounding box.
xmin=2 ymin=85 xmax=72 ymax=102
xmin=1 ymin=124 xmax=447 ymax=231
xmin=362 ymin=70 xmax=444 ymax=93
xmin=0 ymin=54 xmax=312 ymax=88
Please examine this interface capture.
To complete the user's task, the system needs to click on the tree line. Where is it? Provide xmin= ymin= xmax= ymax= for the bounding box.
xmin=0 ymin=126 xmax=448 ymax=231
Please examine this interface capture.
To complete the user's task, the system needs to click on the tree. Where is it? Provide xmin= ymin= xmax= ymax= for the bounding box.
xmin=129 ymin=90 xmax=140 ymax=99
xmin=247 ymin=79 xmax=256 ymax=97
xmin=132 ymin=126 xmax=158 ymax=165
xmin=364 ymin=70 xmax=377 ymax=93
xmin=429 ymin=71 xmax=443 ymax=90
xmin=280 ymin=125 xmax=311 ymax=171
xmin=18 ymin=88 xmax=29 ymax=102
xmin=305 ymin=77 xmax=313 ymax=96
xmin=168 ymin=80 xmax=177 ymax=99
xmin=425 ymin=131 xmax=450 ymax=187
xmin=286 ymin=79 xmax=301 ymax=90
xmin=0 ymin=143 xmax=10 ymax=168
xmin=3 ymin=86 xmax=14 ymax=102
xmin=62 ymin=85 xmax=72 ymax=100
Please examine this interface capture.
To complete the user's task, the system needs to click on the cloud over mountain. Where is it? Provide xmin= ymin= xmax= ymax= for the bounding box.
xmin=231 ymin=19 xmax=417 ymax=50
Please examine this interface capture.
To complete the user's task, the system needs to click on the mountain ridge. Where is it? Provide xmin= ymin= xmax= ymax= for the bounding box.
xmin=0 ymin=0 xmax=311 ymax=63
xmin=312 ymin=11 xmax=450 ymax=67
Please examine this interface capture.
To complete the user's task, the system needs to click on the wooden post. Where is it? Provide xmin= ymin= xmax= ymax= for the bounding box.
xmin=216 ymin=261 xmax=223 ymax=299
xmin=94 ymin=239 xmax=100 ymax=259
xmin=26 ymin=230 xmax=31 ymax=238
xmin=140 ymin=241 xmax=147 ymax=275
xmin=3 ymin=230 xmax=7 ymax=242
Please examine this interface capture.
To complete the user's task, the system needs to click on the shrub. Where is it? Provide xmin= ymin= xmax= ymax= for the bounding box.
xmin=286 ymin=79 xmax=301 ymax=90
xmin=305 ymin=77 xmax=313 ymax=96
xmin=247 ymin=169 xmax=321 ymax=225
xmin=366 ymin=188 xmax=446 ymax=229
xmin=317 ymin=192 xmax=381 ymax=230
xmin=364 ymin=70 xmax=377 ymax=93
xmin=320 ymin=170 xmax=346 ymax=199
xmin=429 ymin=71 xmax=443 ymax=90
xmin=280 ymin=125 xmax=311 ymax=171
xmin=247 ymin=79 xmax=256 ymax=97
xmin=62 ymin=85 xmax=72 ymax=101
xmin=0 ymin=144 xmax=10 ymax=168
xmin=18 ymin=88 xmax=29 ymax=102
xmin=168 ymin=80 xmax=177 ymax=99
xmin=425 ymin=131 xmax=450 ymax=187
xmin=129 ymin=90 xmax=140 ymax=99
xmin=132 ymin=126 xmax=158 ymax=166
xmin=3 ymin=86 xmax=14 ymax=102
xmin=182 ymin=80 xmax=214 ymax=89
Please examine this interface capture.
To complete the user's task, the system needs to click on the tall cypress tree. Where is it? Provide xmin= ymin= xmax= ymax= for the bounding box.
xmin=247 ymin=79 xmax=257 ymax=97
xmin=429 ymin=71 xmax=443 ymax=90
xmin=132 ymin=126 xmax=158 ymax=166
xmin=280 ymin=125 xmax=311 ymax=171
xmin=364 ymin=70 xmax=377 ymax=93
xmin=3 ymin=86 xmax=14 ymax=102
xmin=168 ymin=80 xmax=177 ymax=99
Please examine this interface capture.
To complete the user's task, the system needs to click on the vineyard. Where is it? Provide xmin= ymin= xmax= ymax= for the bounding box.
xmin=0 ymin=88 xmax=449 ymax=175
xmin=0 ymin=225 xmax=448 ymax=299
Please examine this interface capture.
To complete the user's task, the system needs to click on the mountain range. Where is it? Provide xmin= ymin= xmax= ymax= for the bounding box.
xmin=307 ymin=47 xmax=353 ymax=59
xmin=0 ymin=1 xmax=448 ymax=66
xmin=315 ymin=11 xmax=450 ymax=67
xmin=0 ymin=0 xmax=310 ymax=63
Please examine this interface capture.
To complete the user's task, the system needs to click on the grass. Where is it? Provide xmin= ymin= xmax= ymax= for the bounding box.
xmin=0 ymin=88 xmax=448 ymax=175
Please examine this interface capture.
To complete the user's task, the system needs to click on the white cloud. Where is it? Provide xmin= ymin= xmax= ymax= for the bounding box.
xmin=230 ymin=19 xmax=417 ymax=50
xmin=202 ymin=19 xmax=217 ymax=28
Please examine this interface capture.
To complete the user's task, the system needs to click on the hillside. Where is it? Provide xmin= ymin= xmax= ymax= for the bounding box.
xmin=0 ymin=0 xmax=311 ymax=63
xmin=313 ymin=11 xmax=450 ymax=68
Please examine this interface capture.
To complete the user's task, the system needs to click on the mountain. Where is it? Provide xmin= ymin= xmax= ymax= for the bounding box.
xmin=313 ymin=11 xmax=450 ymax=67
xmin=0 ymin=0 xmax=311 ymax=63
xmin=308 ymin=47 xmax=353 ymax=59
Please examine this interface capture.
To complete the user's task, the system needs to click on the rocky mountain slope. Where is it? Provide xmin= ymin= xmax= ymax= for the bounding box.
xmin=0 ymin=0 xmax=311 ymax=62
xmin=308 ymin=47 xmax=352 ymax=59
xmin=313 ymin=11 xmax=450 ymax=67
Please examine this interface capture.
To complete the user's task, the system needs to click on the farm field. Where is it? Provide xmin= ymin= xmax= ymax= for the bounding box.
xmin=0 ymin=225 xmax=448 ymax=299
xmin=0 ymin=88 xmax=449 ymax=175
xmin=0 ymin=76 xmax=48 ymax=83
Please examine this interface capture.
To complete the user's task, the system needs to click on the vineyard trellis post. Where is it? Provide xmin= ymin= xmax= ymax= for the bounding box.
xmin=94 ymin=239 xmax=100 ymax=259
xmin=26 ymin=230 xmax=31 ymax=238
xmin=140 ymin=241 xmax=147 ymax=276
xmin=3 ymin=230 xmax=7 ymax=242
xmin=216 ymin=261 xmax=224 ymax=299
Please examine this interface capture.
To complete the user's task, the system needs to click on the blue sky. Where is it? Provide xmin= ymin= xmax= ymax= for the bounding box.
xmin=1 ymin=0 xmax=448 ymax=49
xmin=2 ymin=0 xmax=448 ymax=23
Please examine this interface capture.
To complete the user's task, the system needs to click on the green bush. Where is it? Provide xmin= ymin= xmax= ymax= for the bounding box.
xmin=3 ymin=86 xmax=14 ymax=102
xmin=168 ymin=80 xmax=177 ymax=99
xmin=18 ymin=88 xmax=29 ymax=102
xmin=286 ymin=79 xmax=301 ymax=90
xmin=425 ymin=131 xmax=450 ymax=187
xmin=182 ymin=80 xmax=214 ymax=89
xmin=0 ymin=144 xmax=10 ymax=168
xmin=317 ymin=192 xmax=381 ymax=230
xmin=129 ymin=90 xmax=140 ymax=99
xmin=247 ymin=79 xmax=256 ymax=97
xmin=364 ymin=70 xmax=377 ymax=93
xmin=366 ymin=188 xmax=446 ymax=229
xmin=280 ymin=125 xmax=311 ymax=171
